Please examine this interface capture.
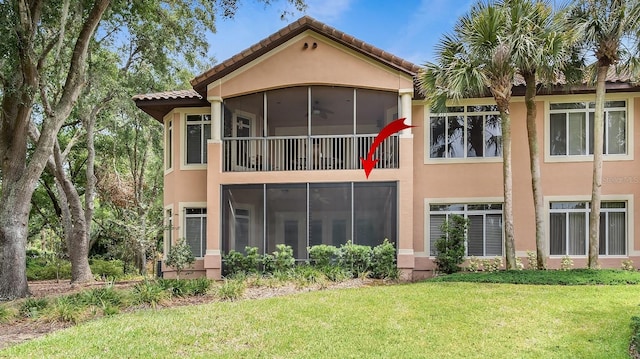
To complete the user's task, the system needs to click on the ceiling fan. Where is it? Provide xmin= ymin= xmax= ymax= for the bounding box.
xmin=308 ymin=100 xmax=334 ymax=119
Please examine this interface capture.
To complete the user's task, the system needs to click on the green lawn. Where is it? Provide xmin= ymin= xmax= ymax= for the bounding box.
xmin=1 ymin=282 xmax=639 ymax=358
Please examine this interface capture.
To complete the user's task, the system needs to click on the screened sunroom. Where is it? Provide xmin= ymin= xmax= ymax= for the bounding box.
xmin=222 ymin=86 xmax=401 ymax=172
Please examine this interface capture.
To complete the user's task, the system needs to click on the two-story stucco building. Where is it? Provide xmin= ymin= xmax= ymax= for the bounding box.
xmin=134 ymin=16 xmax=639 ymax=280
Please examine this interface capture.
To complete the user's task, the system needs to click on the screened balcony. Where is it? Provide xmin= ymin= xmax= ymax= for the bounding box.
xmin=221 ymin=86 xmax=401 ymax=172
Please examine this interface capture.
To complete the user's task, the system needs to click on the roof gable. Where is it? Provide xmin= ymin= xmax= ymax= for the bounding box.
xmin=190 ymin=15 xmax=421 ymax=95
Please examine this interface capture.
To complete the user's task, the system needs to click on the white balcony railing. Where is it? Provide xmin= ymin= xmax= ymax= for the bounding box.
xmin=222 ymin=134 xmax=400 ymax=172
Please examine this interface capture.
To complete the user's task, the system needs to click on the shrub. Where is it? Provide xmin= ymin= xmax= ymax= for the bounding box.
xmin=19 ymin=298 xmax=49 ymax=318
xmin=132 ymin=281 xmax=167 ymax=308
xmin=371 ymin=239 xmax=398 ymax=279
xmin=560 ymin=255 xmax=573 ymax=271
xmin=526 ymin=251 xmax=537 ymax=269
xmin=622 ymin=259 xmax=635 ymax=271
xmin=272 ymin=244 xmax=295 ymax=272
xmin=261 ymin=253 xmax=275 ymax=274
xmin=515 ymin=257 xmax=524 ymax=271
xmin=434 ymin=215 xmax=469 ymax=274
xmin=26 ymin=260 xmax=72 ymax=281
xmin=338 ymin=241 xmax=372 ymax=277
xmin=217 ymin=279 xmax=245 ymax=301
xmin=466 ymin=256 xmax=480 ymax=273
xmin=308 ymin=245 xmax=338 ymax=267
xmin=89 ymin=259 xmax=124 ymax=279
xmin=223 ymin=247 xmax=261 ymax=277
xmin=482 ymin=257 xmax=503 ymax=273
xmin=164 ymin=238 xmax=195 ymax=280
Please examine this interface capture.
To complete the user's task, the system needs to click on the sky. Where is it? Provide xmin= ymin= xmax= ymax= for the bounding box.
xmin=205 ymin=0 xmax=475 ymax=68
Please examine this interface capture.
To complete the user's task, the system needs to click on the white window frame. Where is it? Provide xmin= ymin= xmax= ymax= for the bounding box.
xmin=180 ymin=108 xmax=212 ymax=169
xmin=179 ymin=202 xmax=207 ymax=259
xmin=546 ymin=195 xmax=632 ymax=258
xmin=425 ymin=198 xmax=505 ymax=258
xmin=164 ymin=116 xmax=173 ymax=173
xmin=544 ymin=95 xmax=634 ymax=163
xmin=424 ymin=103 xmax=503 ymax=164
xmin=164 ymin=205 xmax=174 ymax=259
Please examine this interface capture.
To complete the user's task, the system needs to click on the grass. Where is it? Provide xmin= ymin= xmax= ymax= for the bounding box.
xmin=429 ymin=269 xmax=640 ymax=285
xmin=2 ymin=281 xmax=639 ymax=358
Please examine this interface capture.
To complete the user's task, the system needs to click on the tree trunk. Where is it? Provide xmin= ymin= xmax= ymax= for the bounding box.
xmin=51 ymin=143 xmax=93 ymax=284
xmin=0 ymin=195 xmax=31 ymax=300
xmin=501 ymin=109 xmax=516 ymax=269
xmin=588 ymin=64 xmax=608 ymax=268
xmin=523 ymin=71 xmax=546 ymax=270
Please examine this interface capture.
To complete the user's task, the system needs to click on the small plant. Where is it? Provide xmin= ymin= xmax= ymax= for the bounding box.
xmin=132 ymin=280 xmax=168 ymax=308
xmin=560 ymin=255 xmax=573 ymax=271
xmin=46 ymin=297 xmax=84 ymax=324
xmin=186 ymin=277 xmax=212 ymax=296
xmin=526 ymin=251 xmax=537 ymax=269
xmin=292 ymin=265 xmax=327 ymax=288
xmin=339 ymin=241 xmax=372 ymax=277
xmin=164 ymin=238 xmax=195 ymax=280
xmin=74 ymin=285 xmax=123 ymax=308
xmin=466 ymin=256 xmax=480 ymax=272
xmin=434 ymin=215 xmax=469 ymax=274
xmin=217 ymin=279 xmax=246 ymax=301
xmin=89 ymin=259 xmax=125 ymax=279
xmin=19 ymin=298 xmax=49 ymax=318
xmin=321 ymin=265 xmax=351 ymax=282
xmin=482 ymin=257 xmax=503 ymax=273
xmin=622 ymin=259 xmax=635 ymax=271
xmin=308 ymin=245 xmax=338 ymax=267
xmin=515 ymin=257 xmax=524 ymax=271
xmin=0 ymin=305 xmax=15 ymax=323
xmin=370 ymin=239 xmax=398 ymax=279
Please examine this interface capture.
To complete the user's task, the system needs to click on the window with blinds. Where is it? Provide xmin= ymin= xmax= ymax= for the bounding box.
xmin=429 ymin=203 xmax=503 ymax=257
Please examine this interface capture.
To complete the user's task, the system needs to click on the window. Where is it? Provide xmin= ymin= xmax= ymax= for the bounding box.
xmin=164 ymin=208 xmax=173 ymax=256
xmin=549 ymin=201 xmax=626 ymax=256
xmin=549 ymin=101 xmax=626 ymax=156
xmin=184 ymin=208 xmax=206 ymax=257
xmin=429 ymin=203 xmax=503 ymax=256
xmin=166 ymin=120 xmax=173 ymax=169
xmin=429 ymin=105 xmax=502 ymax=159
xmin=186 ymin=114 xmax=211 ymax=164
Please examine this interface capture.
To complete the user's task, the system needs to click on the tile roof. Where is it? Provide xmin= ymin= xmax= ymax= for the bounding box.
xmin=132 ymin=89 xmax=202 ymax=101
xmin=190 ymin=15 xmax=421 ymax=94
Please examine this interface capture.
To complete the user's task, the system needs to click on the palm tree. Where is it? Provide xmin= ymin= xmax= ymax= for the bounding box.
xmin=420 ymin=1 xmax=519 ymax=269
xmin=502 ymin=0 xmax=577 ymax=269
xmin=570 ymin=0 xmax=640 ymax=268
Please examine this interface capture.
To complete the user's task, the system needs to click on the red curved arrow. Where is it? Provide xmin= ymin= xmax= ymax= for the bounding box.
xmin=360 ymin=118 xmax=414 ymax=178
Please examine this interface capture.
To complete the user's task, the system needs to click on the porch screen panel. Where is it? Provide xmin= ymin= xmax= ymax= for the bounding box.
xmin=353 ymin=182 xmax=397 ymax=247
xmin=311 ymin=86 xmax=353 ymax=135
xmin=356 ymin=89 xmax=397 ymax=134
xmin=266 ymin=184 xmax=307 ymax=258
xmin=309 ymin=183 xmax=351 ymax=247
xmin=221 ymin=185 xmax=265 ymax=255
